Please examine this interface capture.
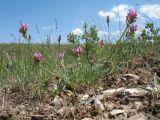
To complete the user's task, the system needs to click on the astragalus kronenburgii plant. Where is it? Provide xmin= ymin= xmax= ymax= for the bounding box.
xmin=58 ymin=51 xmax=64 ymax=61
xmin=33 ymin=52 xmax=43 ymax=64
xmin=118 ymin=9 xmax=138 ymax=41
xmin=58 ymin=51 xmax=65 ymax=69
xmin=129 ymin=23 xmax=137 ymax=33
xmin=19 ymin=23 xmax=28 ymax=38
xmin=126 ymin=9 xmax=137 ymax=25
xmin=73 ymin=45 xmax=82 ymax=60
xmin=98 ymin=39 xmax=105 ymax=48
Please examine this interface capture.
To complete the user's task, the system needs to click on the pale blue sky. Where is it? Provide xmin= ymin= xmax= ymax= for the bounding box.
xmin=0 ymin=0 xmax=160 ymax=43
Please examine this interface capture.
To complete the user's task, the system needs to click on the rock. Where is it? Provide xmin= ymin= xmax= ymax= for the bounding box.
xmin=102 ymin=89 xmax=116 ymax=96
xmin=49 ymin=95 xmax=63 ymax=110
xmin=105 ymin=102 xmax=115 ymax=110
xmin=57 ymin=107 xmax=65 ymax=117
xmin=128 ymin=114 xmax=148 ymax=120
xmin=80 ymin=96 xmax=104 ymax=112
xmin=117 ymin=87 xmax=126 ymax=92
xmin=110 ymin=109 xmax=124 ymax=116
xmin=102 ymin=88 xmax=126 ymax=96
xmin=133 ymin=101 xmax=143 ymax=109
xmin=123 ymin=88 xmax=147 ymax=96
xmin=122 ymin=105 xmax=136 ymax=117
xmin=127 ymin=109 xmax=137 ymax=117
xmin=96 ymin=94 xmax=105 ymax=101
xmin=15 ymin=105 xmax=25 ymax=115
xmin=94 ymin=98 xmax=105 ymax=112
xmin=80 ymin=94 xmax=89 ymax=101
xmin=79 ymin=94 xmax=91 ymax=105
xmin=123 ymin=74 xmax=140 ymax=80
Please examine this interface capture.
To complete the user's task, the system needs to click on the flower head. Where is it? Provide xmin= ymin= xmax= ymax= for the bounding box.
xmin=129 ymin=23 xmax=137 ymax=33
xmin=58 ymin=51 xmax=64 ymax=61
xmin=98 ymin=40 xmax=105 ymax=47
xmin=33 ymin=52 xmax=42 ymax=63
xmin=19 ymin=23 xmax=28 ymax=38
xmin=126 ymin=9 xmax=137 ymax=24
xmin=73 ymin=46 xmax=82 ymax=58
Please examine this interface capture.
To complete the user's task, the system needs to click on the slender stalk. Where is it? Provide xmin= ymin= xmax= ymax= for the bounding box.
xmin=84 ymin=22 xmax=90 ymax=63
xmin=117 ymin=26 xmax=128 ymax=42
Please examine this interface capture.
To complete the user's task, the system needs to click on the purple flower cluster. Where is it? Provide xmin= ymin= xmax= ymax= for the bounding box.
xmin=126 ymin=9 xmax=137 ymax=24
xmin=98 ymin=40 xmax=105 ymax=47
xmin=129 ymin=23 xmax=137 ymax=33
xmin=19 ymin=23 xmax=28 ymax=38
xmin=58 ymin=52 xmax=65 ymax=61
xmin=73 ymin=46 xmax=82 ymax=58
xmin=126 ymin=9 xmax=138 ymax=34
xmin=33 ymin=52 xmax=42 ymax=63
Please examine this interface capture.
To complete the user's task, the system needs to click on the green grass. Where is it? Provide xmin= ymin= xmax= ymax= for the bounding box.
xmin=0 ymin=40 xmax=159 ymax=94
xmin=1 ymin=19 xmax=160 ymax=95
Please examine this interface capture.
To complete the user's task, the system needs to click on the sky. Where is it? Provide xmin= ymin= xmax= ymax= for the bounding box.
xmin=0 ymin=0 xmax=160 ymax=43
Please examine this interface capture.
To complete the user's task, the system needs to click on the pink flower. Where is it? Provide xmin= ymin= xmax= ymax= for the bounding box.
xmin=126 ymin=9 xmax=137 ymax=24
xmin=98 ymin=40 xmax=105 ymax=47
xmin=58 ymin=52 xmax=64 ymax=61
xmin=73 ymin=46 xmax=82 ymax=58
xmin=129 ymin=23 xmax=137 ymax=33
xmin=33 ymin=52 xmax=42 ymax=63
xmin=19 ymin=23 xmax=28 ymax=38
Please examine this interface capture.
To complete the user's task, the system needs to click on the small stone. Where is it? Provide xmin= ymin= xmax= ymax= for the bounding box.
xmin=16 ymin=105 xmax=25 ymax=115
xmin=79 ymin=94 xmax=91 ymax=105
xmin=81 ymin=94 xmax=89 ymax=101
xmin=49 ymin=95 xmax=63 ymax=110
xmin=94 ymin=98 xmax=105 ymax=112
xmin=128 ymin=114 xmax=148 ymax=120
xmin=96 ymin=94 xmax=105 ymax=101
xmin=102 ymin=89 xmax=116 ymax=96
xmin=133 ymin=101 xmax=143 ymax=109
xmin=110 ymin=109 xmax=124 ymax=116
xmin=57 ymin=107 xmax=65 ymax=117
xmin=102 ymin=88 xmax=126 ymax=97
xmin=105 ymin=102 xmax=115 ymax=110
xmin=123 ymin=74 xmax=140 ymax=80
xmin=124 ymin=88 xmax=147 ymax=96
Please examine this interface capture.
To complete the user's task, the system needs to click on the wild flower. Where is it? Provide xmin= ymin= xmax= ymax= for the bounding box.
xmin=58 ymin=51 xmax=64 ymax=61
xmin=33 ymin=52 xmax=42 ymax=63
xmin=129 ymin=23 xmax=137 ymax=33
xmin=73 ymin=45 xmax=82 ymax=58
xmin=19 ymin=23 xmax=28 ymax=38
xmin=126 ymin=9 xmax=137 ymax=24
xmin=98 ymin=40 xmax=105 ymax=47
